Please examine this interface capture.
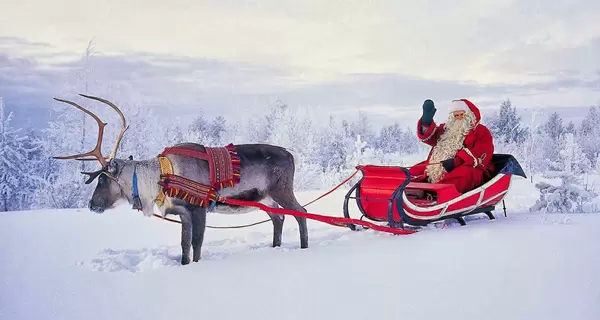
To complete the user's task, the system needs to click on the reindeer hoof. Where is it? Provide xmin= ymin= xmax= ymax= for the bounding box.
xmin=181 ymin=256 xmax=191 ymax=265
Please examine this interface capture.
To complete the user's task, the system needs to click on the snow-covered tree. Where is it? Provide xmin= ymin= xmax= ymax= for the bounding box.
xmin=185 ymin=114 xmax=211 ymax=144
xmin=0 ymin=100 xmax=40 ymax=211
xmin=185 ymin=114 xmax=228 ymax=146
xmin=519 ymin=104 xmax=547 ymax=182
xmin=30 ymin=100 xmax=92 ymax=209
xmin=207 ymin=116 xmax=227 ymax=146
xmin=315 ymin=116 xmax=352 ymax=170
xmin=523 ymin=111 xmax=567 ymax=177
xmin=377 ymin=122 xmax=420 ymax=155
xmin=528 ymin=130 xmax=597 ymax=213
xmin=529 ymin=180 xmax=598 ymax=213
xmin=559 ymin=132 xmax=592 ymax=176
xmin=345 ymin=134 xmax=368 ymax=168
xmin=487 ymin=99 xmax=528 ymax=145
xmin=542 ymin=112 xmax=565 ymax=142
xmin=578 ymin=105 xmax=600 ymax=165
xmin=348 ymin=111 xmax=377 ymax=148
xmin=565 ymin=121 xmax=576 ymax=135
xmin=116 ymin=100 xmax=165 ymax=160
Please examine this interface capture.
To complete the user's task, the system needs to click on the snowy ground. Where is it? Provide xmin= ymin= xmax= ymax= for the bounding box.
xmin=1 ymin=177 xmax=599 ymax=320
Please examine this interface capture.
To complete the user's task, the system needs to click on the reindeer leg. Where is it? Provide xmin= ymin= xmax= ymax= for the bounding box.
xmin=169 ymin=206 xmax=193 ymax=265
xmin=266 ymin=201 xmax=284 ymax=247
xmin=191 ymin=207 xmax=207 ymax=262
xmin=294 ymin=213 xmax=308 ymax=249
xmin=271 ymin=191 xmax=308 ymax=249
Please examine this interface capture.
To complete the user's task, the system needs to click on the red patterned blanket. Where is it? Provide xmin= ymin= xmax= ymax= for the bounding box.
xmin=156 ymin=143 xmax=241 ymax=207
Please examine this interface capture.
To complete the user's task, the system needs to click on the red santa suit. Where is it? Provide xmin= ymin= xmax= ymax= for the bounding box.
xmin=409 ymin=99 xmax=495 ymax=193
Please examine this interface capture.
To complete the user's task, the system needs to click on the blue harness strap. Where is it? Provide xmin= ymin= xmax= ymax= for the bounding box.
xmin=132 ymin=165 xmax=143 ymax=211
xmin=132 ymin=168 xmax=139 ymax=197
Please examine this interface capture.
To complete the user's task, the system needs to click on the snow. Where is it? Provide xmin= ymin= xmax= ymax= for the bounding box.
xmin=1 ymin=178 xmax=600 ymax=320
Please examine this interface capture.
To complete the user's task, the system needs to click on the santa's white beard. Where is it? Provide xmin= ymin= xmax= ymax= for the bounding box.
xmin=425 ymin=113 xmax=474 ymax=183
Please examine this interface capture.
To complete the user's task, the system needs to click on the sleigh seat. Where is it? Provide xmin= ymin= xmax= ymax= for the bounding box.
xmin=404 ymin=154 xmax=527 ymax=204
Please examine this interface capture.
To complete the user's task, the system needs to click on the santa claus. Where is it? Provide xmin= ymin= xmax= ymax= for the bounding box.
xmin=409 ymin=98 xmax=495 ymax=193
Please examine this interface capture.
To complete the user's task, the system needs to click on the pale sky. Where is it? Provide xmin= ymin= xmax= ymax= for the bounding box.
xmin=1 ymin=0 xmax=599 ymax=128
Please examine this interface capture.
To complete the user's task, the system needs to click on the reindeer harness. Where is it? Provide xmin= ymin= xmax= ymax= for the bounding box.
xmin=151 ymin=143 xmax=241 ymax=208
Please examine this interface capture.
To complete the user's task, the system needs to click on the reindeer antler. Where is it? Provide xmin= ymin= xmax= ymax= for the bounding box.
xmin=52 ymin=95 xmax=129 ymax=169
xmin=78 ymin=94 xmax=130 ymax=160
xmin=53 ymin=97 xmax=109 ymax=169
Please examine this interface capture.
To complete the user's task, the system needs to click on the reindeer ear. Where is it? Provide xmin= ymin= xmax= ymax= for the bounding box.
xmin=128 ymin=155 xmax=134 ymax=160
xmin=107 ymin=159 xmax=119 ymax=174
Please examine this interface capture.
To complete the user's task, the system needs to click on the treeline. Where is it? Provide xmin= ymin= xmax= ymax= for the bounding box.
xmin=0 ymin=97 xmax=426 ymax=211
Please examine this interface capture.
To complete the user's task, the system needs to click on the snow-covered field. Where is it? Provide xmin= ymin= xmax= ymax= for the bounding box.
xmin=1 ymin=177 xmax=599 ymax=320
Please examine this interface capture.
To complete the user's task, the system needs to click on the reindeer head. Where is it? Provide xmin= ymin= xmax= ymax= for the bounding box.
xmin=53 ymin=94 xmax=131 ymax=213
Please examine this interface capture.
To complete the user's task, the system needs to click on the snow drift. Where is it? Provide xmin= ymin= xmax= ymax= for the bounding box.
xmin=1 ymin=182 xmax=599 ymax=320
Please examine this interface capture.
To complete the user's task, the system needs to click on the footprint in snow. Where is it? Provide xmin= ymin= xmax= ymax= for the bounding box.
xmin=79 ymin=228 xmax=361 ymax=272
xmin=80 ymin=246 xmax=181 ymax=272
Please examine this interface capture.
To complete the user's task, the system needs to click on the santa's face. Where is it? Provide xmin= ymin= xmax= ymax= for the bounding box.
xmin=444 ymin=109 xmax=475 ymax=136
xmin=452 ymin=110 xmax=466 ymax=120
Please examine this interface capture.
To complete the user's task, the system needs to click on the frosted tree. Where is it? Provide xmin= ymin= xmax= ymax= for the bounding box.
xmin=241 ymin=110 xmax=271 ymax=144
xmin=348 ymin=111 xmax=376 ymax=148
xmin=377 ymin=122 xmax=404 ymax=154
xmin=265 ymin=103 xmax=323 ymax=190
xmin=517 ymin=103 xmax=550 ymax=182
xmin=377 ymin=122 xmax=421 ymax=156
xmin=18 ymin=128 xmax=48 ymax=210
xmin=207 ymin=116 xmax=227 ymax=146
xmin=313 ymin=116 xmax=355 ymax=188
xmin=315 ymin=116 xmax=351 ymax=169
xmin=483 ymin=99 xmax=529 ymax=171
xmin=534 ymin=112 xmax=576 ymax=176
xmin=0 ymin=97 xmax=5 ymax=210
xmin=487 ymin=99 xmax=528 ymax=145
xmin=565 ymin=121 xmax=576 ymax=135
xmin=30 ymin=100 xmax=92 ymax=209
xmin=0 ymin=100 xmax=40 ymax=211
xmin=529 ymin=181 xmax=597 ymax=213
xmin=578 ymin=105 xmax=600 ymax=165
xmin=346 ymin=134 xmax=367 ymax=168
xmin=183 ymin=114 xmax=229 ymax=146
xmin=559 ymin=132 xmax=591 ymax=176
xmin=542 ymin=112 xmax=565 ymax=142
xmin=29 ymin=38 xmax=113 ymax=209
xmin=529 ymin=131 xmax=597 ymax=213
xmin=117 ymin=97 xmax=167 ymax=160
xmin=221 ymin=118 xmax=242 ymax=144
xmin=184 ymin=114 xmax=207 ymax=143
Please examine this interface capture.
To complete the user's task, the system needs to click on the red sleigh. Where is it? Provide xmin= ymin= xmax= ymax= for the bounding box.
xmin=342 ymin=154 xmax=527 ymax=229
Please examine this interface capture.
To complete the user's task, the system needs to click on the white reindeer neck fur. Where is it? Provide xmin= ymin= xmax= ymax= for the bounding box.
xmin=113 ymin=158 xmax=162 ymax=217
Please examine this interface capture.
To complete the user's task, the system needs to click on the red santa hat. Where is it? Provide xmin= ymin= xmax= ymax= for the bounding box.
xmin=449 ymin=99 xmax=481 ymax=124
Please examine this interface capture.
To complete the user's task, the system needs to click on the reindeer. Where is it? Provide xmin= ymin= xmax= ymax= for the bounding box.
xmin=53 ymin=94 xmax=308 ymax=265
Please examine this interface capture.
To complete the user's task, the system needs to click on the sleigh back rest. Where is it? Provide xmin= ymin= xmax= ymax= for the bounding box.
xmin=489 ymin=154 xmax=527 ymax=179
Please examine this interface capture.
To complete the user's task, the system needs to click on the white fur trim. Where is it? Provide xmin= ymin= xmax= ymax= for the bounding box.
xmin=449 ymin=100 xmax=469 ymax=113
xmin=420 ymin=126 xmax=437 ymax=142
xmin=463 ymin=148 xmax=478 ymax=167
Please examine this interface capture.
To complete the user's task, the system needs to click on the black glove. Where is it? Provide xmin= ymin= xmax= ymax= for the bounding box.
xmin=442 ymin=158 xmax=455 ymax=173
xmin=421 ymin=99 xmax=436 ymax=126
